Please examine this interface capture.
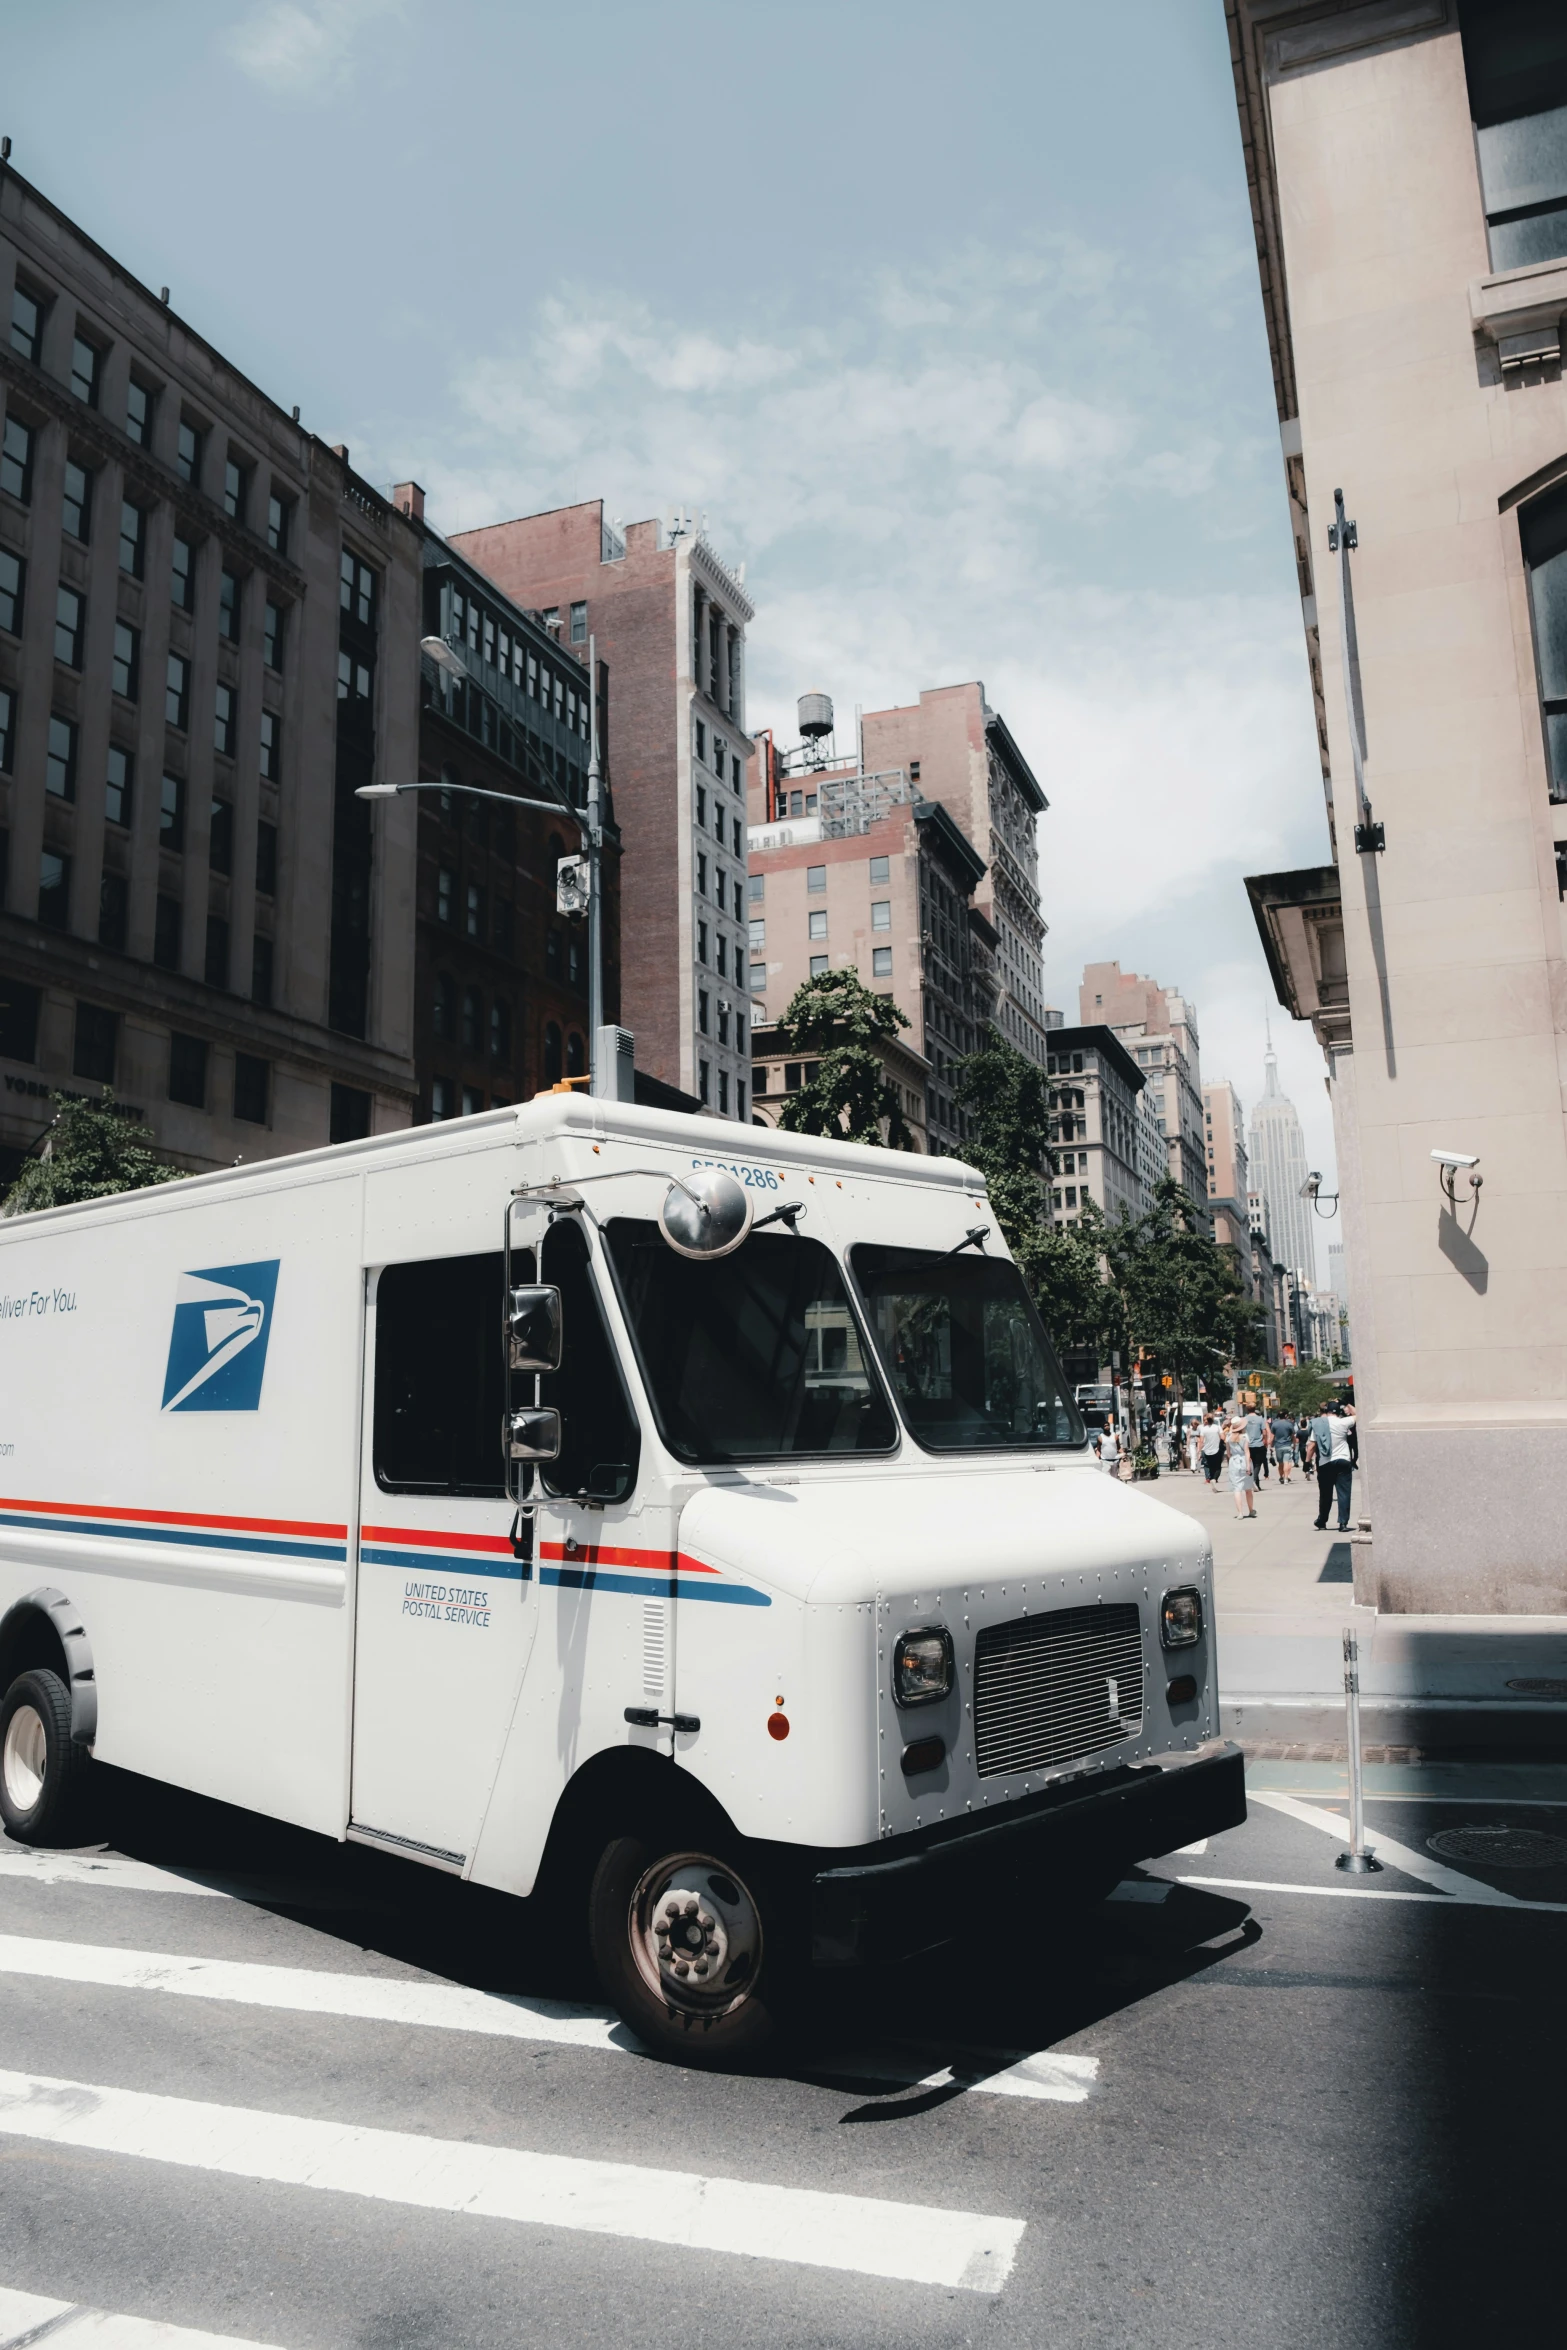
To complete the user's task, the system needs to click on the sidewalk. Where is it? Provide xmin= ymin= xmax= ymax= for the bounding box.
xmin=1147 ymin=1456 xmax=1567 ymax=1754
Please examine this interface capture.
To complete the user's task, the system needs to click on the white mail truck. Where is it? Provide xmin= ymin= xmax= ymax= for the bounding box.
xmin=0 ymin=1094 xmax=1243 ymax=2061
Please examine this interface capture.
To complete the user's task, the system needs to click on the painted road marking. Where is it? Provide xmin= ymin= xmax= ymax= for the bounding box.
xmin=0 ymin=2285 xmax=287 ymax=2349
xmin=0 ymin=2071 xmax=1024 ymax=2294
xmin=0 ymin=1933 xmax=1099 ymax=2104
xmin=1173 ymin=1874 xmax=1567 ymax=1913
xmin=1250 ymin=1789 xmax=1524 ymax=1903
xmin=0 ymin=1851 xmax=230 ymax=1898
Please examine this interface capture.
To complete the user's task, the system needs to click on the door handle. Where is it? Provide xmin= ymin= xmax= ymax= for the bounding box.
xmin=624 ymin=1707 xmax=700 ymax=1734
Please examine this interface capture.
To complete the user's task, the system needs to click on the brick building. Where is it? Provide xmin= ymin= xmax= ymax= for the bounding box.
xmin=387 ymin=484 xmax=618 ymax=1120
xmin=1080 ymin=961 xmax=1208 ymax=1219
xmin=450 ymin=501 xmax=753 ymax=1118
xmin=746 ymin=724 xmax=996 ymax=1154
xmin=0 ymin=165 xmax=421 ymax=1180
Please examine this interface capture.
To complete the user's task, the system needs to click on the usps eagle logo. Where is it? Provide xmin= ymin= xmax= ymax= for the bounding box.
xmin=160 ymin=1262 xmax=280 ymax=1413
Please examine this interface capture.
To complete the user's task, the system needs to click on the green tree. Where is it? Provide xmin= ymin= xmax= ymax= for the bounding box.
xmin=1277 ymin=1363 xmax=1335 ymax=1417
xmin=3 ymin=1092 xmax=184 ymax=1215
xmin=953 ymin=1027 xmax=1054 ymax=1254
xmin=773 ymin=969 xmax=911 ymax=1147
xmin=1111 ymin=1177 xmax=1263 ymax=1406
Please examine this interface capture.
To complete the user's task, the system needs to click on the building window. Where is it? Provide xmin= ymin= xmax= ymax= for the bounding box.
xmin=737 ymin=1077 xmax=746 ymax=1119
xmin=699 ymin=1059 xmax=710 ymax=1104
xmin=460 ymin=986 xmax=482 ymax=1052
xmin=431 ymin=972 xmax=455 ymax=1042
xmin=465 ymin=882 xmax=483 ymax=940
xmin=266 ymin=491 xmax=291 ymax=555
xmin=568 ymin=934 xmax=584 ymax=988
xmin=223 ymin=456 xmax=251 ymax=522
xmin=38 ymin=852 xmax=71 ymax=929
xmin=62 ymin=459 xmax=92 ymax=541
xmin=70 ymin=334 xmax=102 ymax=408
xmin=871 ymin=899 xmax=891 ymax=931
xmin=543 ymin=1022 xmax=563 ymax=1085
xmin=809 ymin=954 xmax=829 ymax=977
xmin=718 ymin=1068 xmax=730 ymax=1113
xmin=209 ymin=796 xmax=233 ymax=875
xmin=125 ymin=377 xmax=153 ymax=446
xmin=1 ymin=415 xmax=33 ymax=503
xmin=570 ymin=600 xmax=587 ymax=643
xmin=10 ymin=283 xmax=43 ymax=364
xmin=0 ymin=687 xmax=13 ymax=772
xmin=176 ymin=417 xmax=204 ymax=486
xmin=808 ymin=909 xmax=827 ymax=941
xmin=204 ymin=915 xmax=229 ymax=989
xmin=694 ymin=718 xmax=706 ymax=764
xmin=713 ymin=797 xmax=725 ymax=839
xmin=171 ymin=534 xmax=195 ymax=611
xmin=263 ymin=600 xmax=284 ymax=671
xmin=1521 ymin=480 xmax=1567 ymax=801
xmin=166 ymin=652 xmax=189 ymax=730
xmin=54 ymin=585 xmax=84 ymax=668
xmin=106 ymin=744 xmax=133 ymax=827
xmin=252 ymin=934 xmax=274 ymax=1006
xmin=872 ymin=946 xmax=893 ymax=977
xmin=716 ymin=935 xmax=728 ymax=977
xmin=219 ymin=567 xmax=241 ymax=643
xmin=168 ymin=1033 xmax=208 ymax=1107
xmin=747 ymin=871 xmax=765 ymax=904
xmin=46 ymin=714 xmax=77 ymax=801
xmin=748 ymin=917 xmax=765 ymax=951
xmin=160 ymin=770 xmax=185 ymax=851
xmin=73 ymin=1001 xmax=116 ymax=1082
xmin=748 ymin=961 xmax=766 ymax=991
xmin=111 ymin=620 xmax=139 ymax=701
xmin=565 ymin=1031 xmax=586 ymax=1079
xmin=430 ymin=1075 xmax=454 ymax=1120
xmin=697 ymin=919 xmax=708 ymax=963
xmin=330 ymin=1084 xmax=370 ymax=1143
xmin=699 ymin=990 xmax=710 ymax=1034
xmin=697 ymin=852 xmax=708 ymax=896
xmin=696 ymin=785 xmax=706 ymax=827
xmin=153 ymin=892 xmax=182 ymax=969
xmin=214 ymin=682 xmax=236 ymax=758
xmin=807 ymin=864 xmax=826 ymax=893
xmin=259 ymin=709 xmax=280 ymax=781
xmin=490 ymin=998 xmax=512 ymax=1062
xmin=0 ymin=547 xmax=22 ymax=635
xmin=1461 ymin=5 xmax=1567 ymax=272
xmin=340 ymin=548 xmax=377 ymax=627
xmin=256 ymin=818 xmax=278 ymax=895
xmin=119 ymin=501 xmax=145 ymax=578
xmin=437 ymin=867 xmax=454 ymax=924
xmin=234 ymin=1052 xmax=270 ymax=1125
xmin=542 ymin=606 xmax=560 ymax=637
xmin=869 ymin=854 xmax=890 ymax=883
xmin=98 ymin=871 xmax=128 ymax=953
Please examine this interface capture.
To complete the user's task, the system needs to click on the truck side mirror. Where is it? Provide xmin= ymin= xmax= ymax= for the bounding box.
xmin=507 ymin=1406 xmax=562 ymax=1461
xmin=508 ymin=1284 xmax=562 ymax=1372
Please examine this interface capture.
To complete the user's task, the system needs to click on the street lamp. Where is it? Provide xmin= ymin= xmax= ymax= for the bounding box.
xmin=359 ymin=632 xmax=610 ymax=1091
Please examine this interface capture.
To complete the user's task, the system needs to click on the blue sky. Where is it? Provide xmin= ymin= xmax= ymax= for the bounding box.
xmin=6 ymin=0 xmax=1338 ymax=1269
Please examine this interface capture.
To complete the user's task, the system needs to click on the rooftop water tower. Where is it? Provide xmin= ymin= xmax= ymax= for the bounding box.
xmin=797 ymin=689 xmax=834 ymax=740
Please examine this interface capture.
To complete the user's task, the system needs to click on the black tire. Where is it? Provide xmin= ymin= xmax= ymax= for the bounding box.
xmin=588 ymin=1830 xmax=794 ymax=2067
xmin=0 ymin=1668 xmax=91 ymax=1846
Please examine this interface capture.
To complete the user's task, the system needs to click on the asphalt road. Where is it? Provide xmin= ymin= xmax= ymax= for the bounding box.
xmin=1 ymin=1759 xmax=1564 ymax=2350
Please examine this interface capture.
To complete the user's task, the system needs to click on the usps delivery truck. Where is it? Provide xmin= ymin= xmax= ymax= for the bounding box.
xmin=0 ymin=1095 xmax=1243 ymax=2061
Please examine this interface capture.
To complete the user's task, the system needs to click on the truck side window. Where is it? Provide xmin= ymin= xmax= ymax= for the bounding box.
xmin=538 ymin=1218 xmax=640 ymax=1503
xmin=373 ymin=1253 xmax=510 ymax=1495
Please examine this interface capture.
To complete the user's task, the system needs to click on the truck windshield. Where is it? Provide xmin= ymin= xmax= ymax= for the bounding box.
xmin=603 ymin=1219 xmax=897 ymax=1462
xmin=850 ymin=1245 xmax=1084 ymax=1451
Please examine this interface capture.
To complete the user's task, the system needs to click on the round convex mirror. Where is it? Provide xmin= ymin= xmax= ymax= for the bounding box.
xmin=659 ymin=1167 xmax=753 ymax=1260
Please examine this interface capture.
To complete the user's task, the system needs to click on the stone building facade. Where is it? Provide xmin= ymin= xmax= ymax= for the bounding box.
xmin=1080 ymin=961 xmax=1208 ymax=1216
xmin=1227 ymin=0 xmax=1567 ymax=1606
xmin=0 ymin=165 xmax=420 ymax=1179
xmin=1042 ymin=1024 xmax=1146 ymax=1227
xmin=450 ymin=502 xmax=753 ymax=1118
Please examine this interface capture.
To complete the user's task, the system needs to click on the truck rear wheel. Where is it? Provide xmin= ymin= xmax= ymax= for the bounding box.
xmin=0 ymin=1668 xmax=90 ymax=1846
xmin=589 ymin=1833 xmax=788 ymax=2066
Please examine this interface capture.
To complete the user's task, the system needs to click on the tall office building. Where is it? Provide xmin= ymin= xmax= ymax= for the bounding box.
xmin=1203 ymin=1079 xmax=1250 ymax=1253
xmin=451 ymin=501 xmax=754 ymax=1118
xmin=1248 ymin=1037 xmax=1317 ymax=1289
xmin=1231 ymin=0 xmax=1567 ymax=1607
xmin=0 ymin=165 xmax=421 ymax=1176
xmin=1079 ymin=961 xmax=1208 ymax=1215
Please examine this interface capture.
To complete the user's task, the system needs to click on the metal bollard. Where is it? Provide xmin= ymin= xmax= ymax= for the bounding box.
xmin=1335 ymin=1626 xmax=1382 ymax=1874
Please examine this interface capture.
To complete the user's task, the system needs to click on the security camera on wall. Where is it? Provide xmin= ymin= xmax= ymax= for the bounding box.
xmin=1430 ymin=1149 xmax=1480 ymax=1170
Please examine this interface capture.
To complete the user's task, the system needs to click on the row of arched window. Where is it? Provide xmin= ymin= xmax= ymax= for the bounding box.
xmin=432 ymin=974 xmax=511 ymax=1063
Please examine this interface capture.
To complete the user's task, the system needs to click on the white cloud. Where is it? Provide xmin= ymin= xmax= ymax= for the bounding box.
xmin=224 ymin=0 xmax=405 ymax=97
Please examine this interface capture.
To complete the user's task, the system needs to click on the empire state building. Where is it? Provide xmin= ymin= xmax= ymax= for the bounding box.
xmin=1248 ymin=1038 xmax=1317 ymax=1287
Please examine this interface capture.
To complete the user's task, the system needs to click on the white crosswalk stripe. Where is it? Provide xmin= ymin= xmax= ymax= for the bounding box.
xmin=0 ymin=1932 xmax=1101 ymax=2102
xmin=0 ymin=1851 xmax=229 ymax=1899
xmin=0 ymin=2070 xmax=1025 ymax=2293
xmin=0 ymin=2286 xmax=287 ymax=2349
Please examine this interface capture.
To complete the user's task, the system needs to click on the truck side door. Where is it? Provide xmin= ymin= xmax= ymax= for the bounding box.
xmin=350 ymin=1247 xmax=537 ymax=1870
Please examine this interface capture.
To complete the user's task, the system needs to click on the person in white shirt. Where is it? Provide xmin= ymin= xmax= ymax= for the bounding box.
xmin=1097 ymin=1418 xmax=1120 ymax=1472
xmin=1319 ymin=1406 xmax=1357 ymax=1530
xmin=1199 ymin=1412 xmax=1226 ymax=1485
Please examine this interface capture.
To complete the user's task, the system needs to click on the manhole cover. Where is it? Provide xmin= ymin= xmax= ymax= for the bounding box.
xmin=1427 ymin=1824 xmax=1567 ymax=1870
xmin=1505 ymin=1678 xmax=1567 ymax=1698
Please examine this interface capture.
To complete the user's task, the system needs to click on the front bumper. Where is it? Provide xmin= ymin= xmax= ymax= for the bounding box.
xmin=810 ymin=1738 xmax=1245 ymax=1967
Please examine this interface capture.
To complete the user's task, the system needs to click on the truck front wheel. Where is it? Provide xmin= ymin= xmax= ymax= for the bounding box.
xmin=0 ymin=1668 xmax=90 ymax=1846
xmin=589 ymin=1833 xmax=787 ymax=2066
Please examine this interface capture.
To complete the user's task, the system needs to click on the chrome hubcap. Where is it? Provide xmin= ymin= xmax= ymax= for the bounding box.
xmin=630 ymin=1852 xmax=762 ymax=2019
xmin=2 ymin=1703 xmax=47 ymax=1813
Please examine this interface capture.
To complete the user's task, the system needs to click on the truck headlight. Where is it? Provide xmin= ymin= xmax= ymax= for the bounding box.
xmin=893 ymin=1626 xmax=953 ymax=1707
xmin=1161 ymin=1587 xmax=1203 ymax=1649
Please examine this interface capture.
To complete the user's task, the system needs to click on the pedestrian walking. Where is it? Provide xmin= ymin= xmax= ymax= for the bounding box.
xmin=1320 ymin=1403 xmax=1357 ymax=1530
xmin=1226 ymin=1417 xmax=1258 ymax=1518
xmin=1097 ymin=1417 xmax=1120 ymax=1474
xmin=1199 ymin=1411 xmax=1225 ymax=1484
xmin=1245 ymin=1403 xmax=1270 ymax=1487
xmin=1269 ymin=1407 xmax=1296 ymax=1484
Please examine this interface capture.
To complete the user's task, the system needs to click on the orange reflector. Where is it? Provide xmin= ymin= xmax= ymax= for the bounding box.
xmin=767 ymin=1713 xmax=790 ymax=1741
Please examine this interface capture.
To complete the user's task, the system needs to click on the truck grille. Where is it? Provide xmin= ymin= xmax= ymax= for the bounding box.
xmin=973 ymin=1603 xmax=1145 ymax=1778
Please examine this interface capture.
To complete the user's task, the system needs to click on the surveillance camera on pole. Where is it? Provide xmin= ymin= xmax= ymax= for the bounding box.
xmin=556 ymin=854 xmax=590 ymax=922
